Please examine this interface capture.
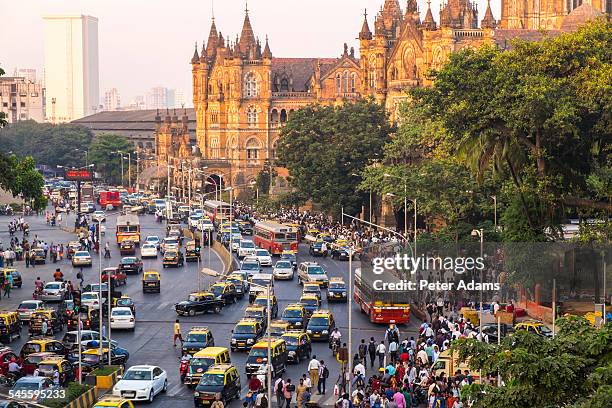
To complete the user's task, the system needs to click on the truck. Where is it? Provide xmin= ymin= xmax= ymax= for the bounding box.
xmin=354 ymin=267 xmax=411 ymax=324
xmin=99 ymin=191 xmax=121 ymax=210
xmin=81 ymin=184 xmax=94 ymax=203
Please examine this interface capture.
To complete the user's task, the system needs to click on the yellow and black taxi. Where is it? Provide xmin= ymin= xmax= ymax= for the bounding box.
xmin=303 ymin=282 xmax=322 ymax=299
xmin=184 ymin=347 xmax=230 ymax=387
xmin=269 ymin=320 xmax=291 ymax=337
xmin=327 ymin=277 xmax=348 ymax=302
xmin=67 ymin=308 xmax=99 ymax=331
xmin=308 ymin=240 xmax=327 ymax=257
xmin=31 ymin=247 xmax=47 ymax=264
xmin=230 ymin=318 xmax=264 ymax=351
xmin=298 ymin=293 xmax=320 ymax=317
xmin=194 ymin=364 xmax=241 ymax=407
xmin=182 ymin=326 xmax=215 ymax=356
xmin=142 ymin=271 xmax=161 ymax=293
xmin=238 ymin=220 xmax=253 ymax=235
xmin=66 ymin=241 xmax=82 ymax=259
xmin=175 ymin=292 xmax=224 ymax=316
xmin=114 ymin=295 xmax=136 ymax=316
xmin=253 ymin=292 xmax=279 ymax=318
xmin=29 ymin=309 xmax=62 ymax=336
xmin=80 ymin=348 xmax=128 ymax=376
xmin=93 ymin=396 xmax=135 ymax=408
xmin=185 ymin=240 xmax=201 ymax=262
xmin=280 ymin=303 xmax=308 ymax=331
xmin=36 ymin=356 xmax=75 ymax=386
xmin=281 ymin=331 xmax=312 ymax=364
xmin=224 ymin=273 xmax=247 ymax=299
xmin=119 ymin=240 xmax=137 ymax=256
xmin=20 ymin=338 xmax=68 ymax=359
xmin=162 ymin=248 xmax=184 ymax=268
xmin=209 ymin=282 xmax=238 ymax=305
xmin=245 ymin=338 xmax=288 ymax=377
xmin=2 ymin=268 xmax=22 ymax=288
xmin=0 ymin=311 xmax=21 ymax=343
xmin=243 ymin=305 xmax=267 ymax=329
xmin=306 ymin=310 xmax=336 ymax=341
xmin=514 ymin=320 xmax=554 ymax=338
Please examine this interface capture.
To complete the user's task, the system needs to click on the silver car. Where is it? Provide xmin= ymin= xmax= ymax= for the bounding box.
xmin=17 ymin=300 xmax=45 ymax=322
xmin=40 ymin=281 xmax=68 ymax=302
xmin=273 ymin=260 xmax=294 ymax=280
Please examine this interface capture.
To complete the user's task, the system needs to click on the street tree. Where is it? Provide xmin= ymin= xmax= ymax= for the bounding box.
xmin=87 ymin=133 xmax=135 ymax=185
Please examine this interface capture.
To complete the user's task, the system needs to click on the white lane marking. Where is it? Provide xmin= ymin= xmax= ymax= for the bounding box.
xmin=167 ymin=382 xmax=185 ymax=397
xmin=156 ymin=302 xmax=169 ymax=310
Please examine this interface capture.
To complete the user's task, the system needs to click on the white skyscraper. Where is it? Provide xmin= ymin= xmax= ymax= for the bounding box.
xmin=104 ymin=88 xmax=121 ymax=111
xmin=174 ymin=89 xmax=185 ymax=108
xmin=43 ymin=15 xmax=99 ymax=123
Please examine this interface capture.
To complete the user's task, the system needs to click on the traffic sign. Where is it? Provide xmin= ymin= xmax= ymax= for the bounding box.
xmin=65 ymin=169 xmax=92 ymax=181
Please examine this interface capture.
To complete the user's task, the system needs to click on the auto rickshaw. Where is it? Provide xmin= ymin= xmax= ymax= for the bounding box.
xmin=1 ymin=268 xmax=22 ymax=288
xmin=67 ymin=241 xmax=82 ymax=259
xmin=67 ymin=307 xmax=100 ymax=331
xmin=114 ymin=295 xmax=136 ymax=316
xmin=185 ymin=240 xmax=201 ymax=262
xmin=142 ymin=271 xmax=161 ymax=293
xmin=459 ymin=307 xmax=480 ymax=326
xmin=0 ymin=311 xmax=22 ymax=343
xmin=29 ymin=309 xmax=63 ymax=337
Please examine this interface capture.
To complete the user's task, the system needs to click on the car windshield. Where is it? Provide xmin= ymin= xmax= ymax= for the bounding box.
xmin=309 ymin=317 xmax=329 ymax=326
xmin=82 ymin=293 xmax=97 ymax=300
xmin=210 ymin=286 xmax=224 ymax=296
xmin=245 ymin=310 xmax=263 ymax=319
xmin=256 ymin=250 xmax=269 ymax=256
xmin=199 ymin=373 xmax=224 ymax=386
xmin=37 ymin=364 xmax=57 ymax=373
xmin=241 ymin=241 xmax=255 ymax=248
xmin=116 ymin=299 xmax=132 ymax=306
xmin=21 ymin=343 xmax=41 ymax=354
xmin=248 ymin=348 xmax=268 ymax=358
xmin=539 ymin=325 xmax=552 ymax=334
xmin=252 ymin=278 xmax=271 ymax=287
xmin=275 ymin=261 xmax=291 ymax=269
xmin=235 ymin=324 xmax=255 ymax=334
xmin=165 ymin=251 xmax=177 ymax=257
xmin=190 ymin=357 xmax=214 ymax=369
xmin=145 ymin=275 xmax=159 ymax=281
xmin=329 ymin=282 xmax=345 ymax=289
xmin=146 ymin=237 xmax=159 ymax=242
xmin=19 ymin=302 xmax=38 ymax=309
xmin=283 ymin=309 xmax=302 ymax=318
xmin=301 ymin=298 xmax=319 ymax=306
xmin=164 ymin=238 xmax=179 ymax=245
xmin=186 ymin=333 xmax=207 ymax=342
xmin=142 ymin=244 xmax=155 ymax=249
xmin=281 ymin=336 xmax=298 ymax=346
xmin=281 ymin=255 xmax=295 ymax=261
xmin=123 ymin=369 xmax=152 ymax=380
xmin=307 ymin=266 xmax=325 ymax=275
xmin=46 ymin=283 xmax=61 ymax=289
xmin=14 ymin=381 xmax=42 ymax=391
xmin=111 ymin=309 xmax=131 ymax=316
xmin=121 ymin=258 xmax=136 ymax=264
xmin=242 ymin=263 xmax=259 ymax=270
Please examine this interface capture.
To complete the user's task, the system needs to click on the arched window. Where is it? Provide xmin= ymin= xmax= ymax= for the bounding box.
xmin=336 ymin=74 xmax=341 ymax=94
xmin=280 ymin=109 xmax=287 ymax=123
xmin=247 ymin=107 xmax=258 ymax=128
xmin=270 ymin=109 xmax=279 ymax=125
xmin=210 ymin=137 xmax=219 ymax=158
xmin=280 ymin=78 xmax=289 ymax=92
xmin=246 ymin=138 xmax=261 ymax=161
xmin=245 ymin=72 xmax=257 ymax=98
xmin=343 ymin=71 xmax=349 ymax=93
xmin=351 ymin=73 xmax=356 ymax=93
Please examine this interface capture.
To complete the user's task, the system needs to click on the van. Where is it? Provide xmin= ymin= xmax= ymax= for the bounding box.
xmin=194 ymin=364 xmax=241 ymax=407
xmin=184 ymin=347 xmax=231 ymax=386
xmin=431 ymin=350 xmax=478 ymax=381
xmin=245 ymin=338 xmax=288 ymax=377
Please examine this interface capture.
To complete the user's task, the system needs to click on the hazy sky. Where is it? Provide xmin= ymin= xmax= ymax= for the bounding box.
xmin=1 ymin=0 xmax=501 ymax=105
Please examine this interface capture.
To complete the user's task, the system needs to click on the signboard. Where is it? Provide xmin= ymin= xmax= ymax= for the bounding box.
xmin=64 ymin=169 xmax=92 ymax=181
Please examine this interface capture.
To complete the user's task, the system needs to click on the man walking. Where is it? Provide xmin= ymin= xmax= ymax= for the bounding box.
xmin=307 ymin=355 xmax=320 ymax=391
xmin=173 ymin=319 xmax=183 ymax=347
xmin=274 ymin=376 xmax=285 ymax=408
xmin=317 ymin=360 xmax=328 ymax=395
xmin=368 ymin=337 xmax=377 ymax=369
xmin=376 ymin=341 xmax=386 ymax=368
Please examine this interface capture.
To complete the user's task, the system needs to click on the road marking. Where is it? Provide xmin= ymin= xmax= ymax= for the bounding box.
xmin=167 ymin=383 xmax=185 ymax=397
xmin=156 ymin=302 xmax=169 ymax=310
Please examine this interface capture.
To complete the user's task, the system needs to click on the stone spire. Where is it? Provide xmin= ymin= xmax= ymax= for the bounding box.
xmin=422 ymin=0 xmax=437 ymax=30
xmin=239 ymin=3 xmax=257 ymax=53
xmin=262 ymin=35 xmax=272 ymax=59
xmin=190 ymin=42 xmax=199 ymax=64
xmin=405 ymin=0 xmax=418 ymax=14
xmin=206 ymin=18 xmax=218 ymax=57
xmin=481 ymin=0 xmax=496 ymax=29
xmin=359 ymin=9 xmax=373 ymax=40
xmin=200 ymin=41 xmax=207 ymax=62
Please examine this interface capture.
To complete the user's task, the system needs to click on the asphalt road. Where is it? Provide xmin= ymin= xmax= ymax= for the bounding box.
xmin=0 ymin=209 xmax=420 ymax=408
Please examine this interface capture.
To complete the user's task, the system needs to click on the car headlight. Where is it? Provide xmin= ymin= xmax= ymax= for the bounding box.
xmin=296 ymin=322 xmax=302 ymax=326
xmin=139 ymin=387 xmax=149 ymax=391
xmin=322 ymin=330 xmax=329 ymax=334
xmin=288 ymin=351 xmax=296 ymax=356
xmin=342 ymin=292 xmax=347 ymax=296
xmin=307 ymin=329 xmax=312 ymax=334
xmin=247 ymin=338 xmax=254 ymax=343
xmin=194 ymin=392 xmax=200 ymax=397
xmin=231 ymin=338 xmax=237 ymax=343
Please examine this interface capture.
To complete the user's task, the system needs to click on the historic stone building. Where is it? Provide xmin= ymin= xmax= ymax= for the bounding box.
xmin=500 ymin=0 xmax=608 ymax=30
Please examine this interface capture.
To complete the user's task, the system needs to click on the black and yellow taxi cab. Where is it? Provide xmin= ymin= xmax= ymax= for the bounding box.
xmin=269 ymin=320 xmax=291 ymax=337
xmin=327 ymin=277 xmax=348 ymax=302
xmin=1 ymin=268 xmax=22 ymax=288
xmin=93 ymin=396 xmax=135 ymax=408
xmin=67 ymin=307 xmax=100 ymax=331
xmin=142 ymin=271 xmax=161 ymax=293
xmin=245 ymin=338 xmax=288 ymax=377
xmin=280 ymin=303 xmax=308 ymax=331
xmin=162 ymin=248 xmax=184 ymax=268
xmin=37 ymin=356 xmax=75 ymax=386
xmin=184 ymin=347 xmax=230 ymax=387
xmin=31 ymin=247 xmax=46 ymax=264
xmin=80 ymin=348 xmax=128 ymax=376
xmin=230 ymin=318 xmax=264 ymax=351
xmin=281 ymin=330 xmax=312 ymax=364
xmin=20 ymin=338 xmax=68 ymax=358
xmin=224 ymin=273 xmax=247 ymax=299
xmin=67 ymin=241 xmax=82 ymax=259
xmin=0 ymin=311 xmax=22 ymax=343
xmin=514 ymin=320 xmax=554 ymax=338
xmin=185 ymin=240 xmax=201 ymax=262
xmin=298 ymin=293 xmax=320 ymax=317
xmin=306 ymin=309 xmax=336 ymax=341
xmin=209 ymin=281 xmax=238 ymax=305
xmin=183 ymin=326 xmax=215 ymax=356
xmin=29 ymin=309 xmax=63 ymax=336
xmin=253 ymin=292 xmax=279 ymax=318
xmin=194 ymin=363 xmax=241 ymax=407
xmin=243 ymin=305 xmax=267 ymax=329
xmin=302 ymin=282 xmax=322 ymax=299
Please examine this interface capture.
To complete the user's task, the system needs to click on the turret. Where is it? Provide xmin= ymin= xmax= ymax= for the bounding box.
xmin=262 ymin=35 xmax=272 ymax=59
xmin=206 ymin=18 xmax=218 ymax=57
xmin=422 ymin=0 xmax=437 ymax=30
xmin=190 ymin=42 xmax=199 ymax=64
xmin=481 ymin=0 xmax=497 ymax=29
xmin=239 ymin=5 xmax=257 ymax=55
xmin=359 ymin=9 xmax=372 ymax=40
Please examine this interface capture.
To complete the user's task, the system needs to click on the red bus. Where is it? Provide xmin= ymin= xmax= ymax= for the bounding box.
xmin=354 ymin=267 xmax=410 ymax=324
xmin=203 ymin=200 xmax=232 ymax=225
xmin=99 ymin=191 xmax=121 ymax=209
xmin=253 ymin=221 xmax=299 ymax=255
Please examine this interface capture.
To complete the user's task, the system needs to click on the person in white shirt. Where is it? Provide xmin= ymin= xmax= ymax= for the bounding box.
xmin=308 ymin=356 xmax=320 ymax=389
xmin=376 ymin=342 xmax=386 ymax=368
xmin=353 ymin=362 xmax=365 ymax=378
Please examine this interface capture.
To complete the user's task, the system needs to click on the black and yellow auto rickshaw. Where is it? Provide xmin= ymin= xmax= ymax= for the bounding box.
xmin=0 ymin=311 xmax=22 ymax=343
xmin=29 ymin=309 xmax=63 ymax=336
xmin=67 ymin=307 xmax=100 ymax=331
xmin=142 ymin=271 xmax=161 ymax=293
xmin=1 ymin=268 xmax=22 ymax=288
xmin=185 ymin=240 xmax=201 ymax=262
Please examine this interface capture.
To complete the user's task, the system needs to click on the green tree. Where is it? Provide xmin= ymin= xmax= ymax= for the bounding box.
xmin=256 ymin=159 xmax=276 ymax=196
xmin=87 ymin=133 xmax=135 ymax=184
xmin=453 ymin=316 xmax=612 ymax=408
xmin=277 ymin=99 xmax=393 ymax=215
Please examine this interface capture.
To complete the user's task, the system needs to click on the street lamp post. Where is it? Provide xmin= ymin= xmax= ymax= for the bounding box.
xmin=471 ymin=228 xmax=484 ymax=335
xmin=97 ymin=220 xmax=104 ymax=360
xmin=124 ymin=154 xmax=132 ymax=190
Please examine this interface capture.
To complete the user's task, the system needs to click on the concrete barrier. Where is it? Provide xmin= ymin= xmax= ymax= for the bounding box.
xmin=65 ymin=386 xmax=96 ymax=408
xmin=183 ymin=228 xmax=236 ymax=275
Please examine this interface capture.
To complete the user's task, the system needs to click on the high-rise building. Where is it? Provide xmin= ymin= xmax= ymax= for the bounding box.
xmin=0 ymin=76 xmax=45 ymax=123
xmin=145 ymin=87 xmax=168 ymax=110
xmin=174 ymin=89 xmax=185 ymax=108
xmin=43 ymin=14 xmax=100 ymax=123
xmin=13 ymin=68 xmax=37 ymax=83
xmin=104 ymin=88 xmax=121 ymax=111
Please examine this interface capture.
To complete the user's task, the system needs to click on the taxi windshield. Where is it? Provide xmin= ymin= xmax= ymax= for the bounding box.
xmin=329 ymin=282 xmax=345 ymax=289
xmin=245 ymin=310 xmax=263 ymax=319
xmin=190 ymin=357 xmax=215 ymax=368
xmin=281 ymin=336 xmax=298 ymax=346
xmin=241 ymin=241 xmax=255 ymax=248
xmin=301 ymin=298 xmax=319 ymax=306
xmin=252 ymin=278 xmax=271 ymax=287
xmin=186 ymin=333 xmax=207 ymax=342
xmin=121 ymin=257 xmax=137 ymax=264
xmin=19 ymin=302 xmax=39 ymax=310
xmin=82 ymin=293 xmax=97 ymax=301
xmin=188 ymin=294 xmax=205 ymax=302
xmin=37 ymin=364 xmax=57 ymax=373
xmin=309 ymin=317 xmax=329 ymax=326
xmin=307 ymin=266 xmax=325 ymax=275
xmin=145 ymin=275 xmax=159 ymax=281
xmin=248 ymin=348 xmax=268 ymax=358
xmin=235 ymin=324 xmax=255 ymax=334
xmin=199 ymin=373 xmax=224 ymax=386
xmin=210 ymin=286 xmax=224 ymax=296
xmin=283 ymin=309 xmax=302 ymax=318
xmin=241 ymin=263 xmax=259 ymax=270
xmin=22 ymin=343 xmax=41 ymax=354
xmin=539 ymin=325 xmax=552 ymax=334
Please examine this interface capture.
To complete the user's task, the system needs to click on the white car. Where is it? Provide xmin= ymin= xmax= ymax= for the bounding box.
xmin=17 ymin=300 xmax=45 ymax=322
xmin=238 ymin=240 xmax=257 ymax=259
xmin=140 ymin=243 xmax=158 ymax=258
xmin=161 ymin=237 xmax=180 ymax=254
xmin=93 ymin=210 xmax=106 ymax=222
xmin=113 ymin=365 xmax=167 ymax=402
xmin=72 ymin=251 xmax=92 ymax=267
xmin=110 ymin=307 xmax=135 ymax=330
xmin=197 ymin=219 xmax=215 ymax=232
xmin=81 ymin=291 xmax=106 ymax=310
xmin=40 ymin=281 xmax=68 ymax=302
xmin=144 ymin=235 xmax=160 ymax=249
xmin=272 ymin=260 xmax=294 ymax=280
xmin=188 ymin=214 xmax=202 ymax=229
xmin=230 ymin=237 xmax=241 ymax=252
xmin=254 ymin=249 xmax=272 ymax=267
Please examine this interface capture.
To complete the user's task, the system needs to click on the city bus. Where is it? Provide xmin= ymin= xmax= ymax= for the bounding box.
xmin=99 ymin=191 xmax=121 ymax=209
xmin=203 ymin=200 xmax=232 ymax=225
xmin=253 ymin=221 xmax=299 ymax=255
xmin=354 ymin=267 xmax=411 ymax=325
xmin=115 ymin=214 xmax=141 ymax=245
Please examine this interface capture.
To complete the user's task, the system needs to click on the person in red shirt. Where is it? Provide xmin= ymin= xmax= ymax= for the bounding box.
xmin=370 ymin=375 xmax=381 ymax=393
xmin=248 ymin=374 xmax=262 ymax=392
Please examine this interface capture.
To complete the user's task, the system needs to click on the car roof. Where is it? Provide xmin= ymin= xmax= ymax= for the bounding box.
xmin=206 ymin=363 xmax=234 ymax=373
xmin=194 ymin=347 xmax=228 ymax=357
xmin=127 ymin=365 xmax=155 ymax=370
xmin=311 ymin=309 xmax=332 ymax=317
xmin=16 ymin=376 xmax=48 ymax=383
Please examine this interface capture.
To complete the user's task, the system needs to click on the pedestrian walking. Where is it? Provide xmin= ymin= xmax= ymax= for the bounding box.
xmin=358 ymin=339 xmax=367 ymax=368
xmin=368 ymin=337 xmax=377 ymax=368
xmin=24 ymin=250 xmax=30 ymax=268
xmin=173 ymin=319 xmax=183 ymax=346
xmin=307 ymin=355 xmax=320 ymax=388
xmin=317 ymin=360 xmax=328 ymax=394
xmin=4 ymin=278 xmax=11 ymax=299
xmin=275 ymin=377 xmax=285 ymax=408
xmin=283 ymin=379 xmax=295 ymax=408
xmin=376 ymin=341 xmax=386 ymax=368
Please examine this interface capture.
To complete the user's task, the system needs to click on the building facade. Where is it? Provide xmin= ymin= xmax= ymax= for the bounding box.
xmin=104 ymin=88 xmax=121 ymax=111
xmin=500 ymin=0 xmax=609 ymax=30
xmin=0 ymin=77 xmax=45 ymax=123
xmin=43 ymin=14 xmax=100 ymax=123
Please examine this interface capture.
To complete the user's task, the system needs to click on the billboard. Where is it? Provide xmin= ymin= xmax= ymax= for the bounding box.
xmin=64 ymin=169 xmax=92 ymax=181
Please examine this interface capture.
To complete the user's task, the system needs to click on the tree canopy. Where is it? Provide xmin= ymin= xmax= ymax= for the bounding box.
xmin=87 ymin=133 xmax=135 ymax=185
xmin=276 ymin=98 xmax=394 ymax=215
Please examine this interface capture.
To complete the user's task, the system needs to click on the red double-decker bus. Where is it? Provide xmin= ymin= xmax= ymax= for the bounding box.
xmin=203 ymin=200 xmax=232 ymax=225
xmin=354 ymin=267 xmax=411 ymax=325
xmin=99 ymin=191 xmax=121 ymax=209
xmin=253 ymin=221 xmax=299 ymax=255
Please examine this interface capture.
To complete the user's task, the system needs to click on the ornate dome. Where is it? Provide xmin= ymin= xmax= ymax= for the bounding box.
xmin=561 ymin=4 xmax=604 ymax=31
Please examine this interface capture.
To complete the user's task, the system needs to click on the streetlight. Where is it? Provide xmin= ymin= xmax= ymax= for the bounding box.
xmin=471 ymin=228 xmax=484 ymax=335
xmin=384 ymin=174 xmax=417 ymax=255
xmin=123 ymin=155 xmax=132 ymax=190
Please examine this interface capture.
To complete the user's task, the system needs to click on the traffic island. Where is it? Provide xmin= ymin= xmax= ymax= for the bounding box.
xmin=41 ymin=382 xmax=95 ymax=408
xmin=85 ymin=365 xmax=123 ymax=390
